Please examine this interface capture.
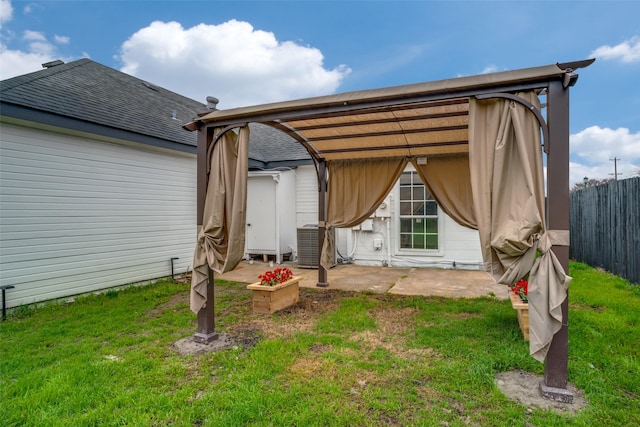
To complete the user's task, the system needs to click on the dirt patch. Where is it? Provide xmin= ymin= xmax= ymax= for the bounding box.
xmin=288 ymin=355 xmax=338 ymax=380
xmin=173 ymin=333 xmax=238 ymax=356
xmin=228 ymin=289 xmax=341 ymax=340
xmin=286 ymin=351 xmax=382 ymax=390
xmin=570 ymin=302 xmax=607 ymax=312
xmin=173 ymin=289 xmax=344 ymax=356
xmin=348 ymin=306 xmax=408 ymax=354
xmin=349 ymin=306 xmax=437 ymax=360
xmin=220 ymin=295 xmax=436 ymax=362
xmin=146 ymin=290 xmax=189 ymax=318
xmin=375 ymin=306 xmax=418 ymax=335
xmin=309 ymin=342 xmax=333 ymax=354
xmin=495 ymin=370 xmax=588 ymax=415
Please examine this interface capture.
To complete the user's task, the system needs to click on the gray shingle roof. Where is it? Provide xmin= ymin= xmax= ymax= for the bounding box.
xmin=1 ymin=59 xmax=204 ymax=149
xmin=1 ymin=58 xmax=311 ymax=165
xmin=248 ymin=123 xmax=312 ymax=167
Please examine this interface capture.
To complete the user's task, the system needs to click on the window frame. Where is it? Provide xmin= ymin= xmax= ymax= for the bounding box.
xmin=395 ymin=166 xmax=444 ymax=256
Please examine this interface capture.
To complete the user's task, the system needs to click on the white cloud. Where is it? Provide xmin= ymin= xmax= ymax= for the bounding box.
xmin=0 ymin=0 xmax=12 ymax=24
xmin=571 ymin=126 xmax=640 ymax=162
xmin=27 ymin=41 xmax=54 ymax=55
xmin=118 ymin=20 xmax=351 ymax=108
xmin=23 ymin=30 xmax=46 ymax=41
xmin=569 ymin=126 xmax=640 ymax=185
xmin=481 ymin=65 xmax=498 ymax=74
xmin=0 ymin=29 xmax=63 ymax=79
xmin=590 ymin=36 xmax=640 ymax=63
xmin=54 ymin=35 xmax=70 ymax=44
xmin=457 ymin=64 xmax=505 ymax=78
xmin=0 ymin=43 xmax=55 ymax=79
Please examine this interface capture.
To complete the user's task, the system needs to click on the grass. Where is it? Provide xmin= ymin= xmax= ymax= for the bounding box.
xmin=1 ymin=262 xmax=638 ymax=426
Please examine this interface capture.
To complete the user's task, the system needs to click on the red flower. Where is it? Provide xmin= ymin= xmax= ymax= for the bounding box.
xmin=258 ymin=267 xmax=294 ymax=286
xmin=511 ymin=279 xmax=528 ymax=302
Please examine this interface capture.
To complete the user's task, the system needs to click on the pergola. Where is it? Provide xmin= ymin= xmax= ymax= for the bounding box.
xmin=185 ymin=58 xmax=594 ymax=402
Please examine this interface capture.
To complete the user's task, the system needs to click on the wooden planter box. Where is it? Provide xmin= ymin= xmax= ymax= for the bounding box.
xmin=247 ymin=277 xmax=300 ymax=314
xmin=509 ymin=292 xmax=530 ymax=341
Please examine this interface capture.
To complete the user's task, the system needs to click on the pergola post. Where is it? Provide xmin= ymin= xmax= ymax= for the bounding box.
xmin=193 ymin=125 xmax=219 ymax=344
xmin=317 ymin=158 xmax=329 ymax=287
xmin=540 ymin=80 xmax=573 ymax=402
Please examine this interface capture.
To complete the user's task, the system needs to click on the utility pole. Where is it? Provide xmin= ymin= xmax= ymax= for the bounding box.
xmin=609 ymin=157 xmax=622 ymax=181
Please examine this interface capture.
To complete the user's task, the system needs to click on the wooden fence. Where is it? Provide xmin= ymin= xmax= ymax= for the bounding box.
xmin=570 ymin=177 xmax=639 ymax=284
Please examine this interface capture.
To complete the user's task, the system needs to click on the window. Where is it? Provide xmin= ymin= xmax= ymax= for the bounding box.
xmin=399 ymin=171 xmax=438 ymax=250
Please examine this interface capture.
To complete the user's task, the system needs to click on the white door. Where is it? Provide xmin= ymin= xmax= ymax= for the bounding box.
xmin=246 ymin=175 xmax=277 ymax=252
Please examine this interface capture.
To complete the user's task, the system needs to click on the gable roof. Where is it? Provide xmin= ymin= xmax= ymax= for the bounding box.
xmin=247 ymin=123 xmax=312 ymax=169
xmin=1 ymin=59 xmax=312 ymax=166
xmin=1 ymin=59 xmax=204 ymax=153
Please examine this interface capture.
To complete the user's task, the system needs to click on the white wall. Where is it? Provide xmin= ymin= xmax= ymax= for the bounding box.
xmin=343 ymin=214 xmax=483 ymax=269
xmin=295 ymin=165 xmax=318 ymax=228
xmin=0 ymin=122 xmax=197 ymax=308
xmin=293 ymin=164 xmax=483 ymax=270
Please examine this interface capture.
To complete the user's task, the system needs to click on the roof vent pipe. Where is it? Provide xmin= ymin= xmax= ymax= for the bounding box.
xmin=206 ymin=96 xmax=219 ymax=111
xmin=42 ymin=60 xmax=64 ymax=68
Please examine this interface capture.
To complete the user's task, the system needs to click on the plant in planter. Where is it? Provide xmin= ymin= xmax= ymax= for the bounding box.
xmin=246 ymin=267 xmax=300 ymax=314
xmin=509 ymin=278 xmax=529 ymax=341
xmin=257 ymin=267 xmax=294 ymax=287
xmin=511 ymin=279 xmax=528 ymax=302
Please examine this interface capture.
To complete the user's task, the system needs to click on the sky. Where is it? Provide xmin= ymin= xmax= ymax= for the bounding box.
xmin=1 ymin=0 xmax=639 ymax=187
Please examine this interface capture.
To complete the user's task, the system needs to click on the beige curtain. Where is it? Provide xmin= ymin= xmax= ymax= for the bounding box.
xmin=190 ymin=125 xmax=250 ymax=313
xmin=411 ymin=155 xmax=477 ymax=230
xmin=320 ymin=157 xmax=408 ymax=270
xmin=468 ymin=92 xmax=571 ymax=362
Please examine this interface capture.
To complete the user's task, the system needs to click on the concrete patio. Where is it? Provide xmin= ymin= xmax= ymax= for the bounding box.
xmin=217 ymin=261 xmax=509 ymax=301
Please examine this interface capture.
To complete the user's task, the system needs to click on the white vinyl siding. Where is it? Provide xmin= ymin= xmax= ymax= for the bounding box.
xmin=291 ymin=163 xmax=482 ymax=269
xmin=295 ymin=165 xmax=318 ymax=228
xmin=0 ymin=123 xmax=196 ymax=308
xmin=440 ymin=218 xmax=483 ymax=266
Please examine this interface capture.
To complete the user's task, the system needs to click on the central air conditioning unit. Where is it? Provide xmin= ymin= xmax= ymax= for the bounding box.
xmin=297 ymin=225 xmax=336 ymax=269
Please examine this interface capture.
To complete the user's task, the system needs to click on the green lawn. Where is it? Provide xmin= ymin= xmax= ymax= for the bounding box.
xmin=1 ymin=262 xmax=638 ymax=426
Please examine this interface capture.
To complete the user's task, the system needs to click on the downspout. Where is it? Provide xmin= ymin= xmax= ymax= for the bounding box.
xmin=273 ymin=173 xmax=281 ymax=264
xmin=386 ymin=218 xmax=392 ymax=267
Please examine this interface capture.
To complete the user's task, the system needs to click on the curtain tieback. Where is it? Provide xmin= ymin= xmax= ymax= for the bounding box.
xmin=548 ymin=229 xmax=570 ymax=246
xmin=538 ymin=229 xmax=570 ymax=253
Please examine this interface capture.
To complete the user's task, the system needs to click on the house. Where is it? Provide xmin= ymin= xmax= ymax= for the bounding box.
xmin=331 ymin=164 xmax=483 ymax=270
xmin=0 ymin=59 xmax=209 ymax=308
xmin=248 ymin=162 xmax=483 ymax=269
xmin=1 ymin=58 xmax=482 ymax=308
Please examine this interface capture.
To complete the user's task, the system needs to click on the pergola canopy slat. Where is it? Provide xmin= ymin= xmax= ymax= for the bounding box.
xmin=185 ymin=60 xmax=593 ymax=161
xmin=285 ymin=98 xmax=469 ymax=130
